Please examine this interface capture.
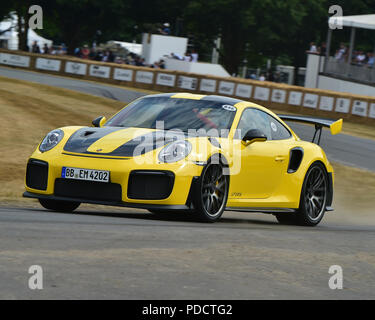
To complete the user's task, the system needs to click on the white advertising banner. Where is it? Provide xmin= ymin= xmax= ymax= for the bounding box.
xmin=0 ymin=53 xmax=30 ymax=68
xmin=351 ymin=100 xmax=368 ymax=117
xmin=36 ymin=58 xmax=61 ymax=71
xmin=200 ymin=79 xmax=216 ymax=92
xmin=235 ymin=84 xmax=252 ymax=98
xmin=136 ymin=71 xmax=154 ymax=84
xmin=65 ymin=61 xmax=87 ymax=75
xmin=303 ymin=93 xmax=318 ymax=109
xmin=254 ymin=87 xmax=270 ymax=101
xmin=288 ymin=91 xmax=303 ymax=106
xmin=319 ymin=96 xmax=334 ymax=111
xmin=114 ymin=68 xmax=133 ymax=82
xmin=218 ymin=81 xmax=235 ymax=95
xmin=89 ymin=65 xmax=110 ymax=78
xmin=369 ymin=103 xmax=375 ymax=119
xmin=335 ymin=98 xmax=350 ymax=113
xmin=156 ymin=73 xmax=175 ymax=87
xmin=178 ymin=76 xmax=197 ymax=90
xmin=271 ymin=89 xmax=286 ymax=103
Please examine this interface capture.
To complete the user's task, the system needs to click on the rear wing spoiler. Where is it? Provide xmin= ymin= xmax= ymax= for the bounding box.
xmin=277 ymin=114 xmax=343 ymax=144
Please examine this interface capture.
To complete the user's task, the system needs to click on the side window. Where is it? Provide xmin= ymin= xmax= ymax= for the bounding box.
xmin=236 ymin=108 xmax=272 ymax=139
xmin=268 ymin=117 xmax=292 ymax=140
xmin=237 ymin=108 xmax=291 ymax=140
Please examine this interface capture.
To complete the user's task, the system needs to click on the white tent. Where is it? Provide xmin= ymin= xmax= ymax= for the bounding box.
xmin=329 ymin=14 xmax=375 ymax=30
xmin=0 ymin=14 xmax=52 ymax=50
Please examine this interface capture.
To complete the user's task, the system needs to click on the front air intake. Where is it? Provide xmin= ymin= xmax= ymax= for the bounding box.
xmin=54 ymin=179 xmax=122 ymax=202
xmin=26 ymin=159 xmax=49 ymax=190
xmin=127 ymin=170 xmax=175 ymax=200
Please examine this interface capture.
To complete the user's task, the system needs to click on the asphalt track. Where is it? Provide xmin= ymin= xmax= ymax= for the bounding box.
xmin=1 ymin=206 xmax=374 ymax=299
xmin=1 ymin=66 xmax=375 ymax=172
xmin=0 ymin=65 xmax=374 ymax=300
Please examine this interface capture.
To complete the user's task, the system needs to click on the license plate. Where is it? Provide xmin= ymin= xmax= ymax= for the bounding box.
xmin=62 ymin=167 xmax=110 ymax=183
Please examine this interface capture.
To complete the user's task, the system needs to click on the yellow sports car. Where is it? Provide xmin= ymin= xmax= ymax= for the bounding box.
xmin=24 ymin=93 xmax=342 ymax=226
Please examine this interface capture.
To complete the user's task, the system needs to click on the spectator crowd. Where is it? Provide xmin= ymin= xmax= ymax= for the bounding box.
xmin=74 ymin=45 xmax=168 ymax=69
xmin=29 ymin=39 xmax=200 ymax=70
xmin=30 ymin=40 xmax=67 ymax=55
xmin=307 ymin=41 xmax=374 ymax=68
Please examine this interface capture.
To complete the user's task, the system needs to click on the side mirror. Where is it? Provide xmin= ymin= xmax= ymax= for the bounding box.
xmin=242 ymin=129 xmax=267 ymax=145
xmin=92 ymin=116 xmax=106 ymax=128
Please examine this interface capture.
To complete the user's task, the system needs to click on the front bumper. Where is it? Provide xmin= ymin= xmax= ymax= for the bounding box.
xmin=24 ymin=151 xmax=203 ymax=207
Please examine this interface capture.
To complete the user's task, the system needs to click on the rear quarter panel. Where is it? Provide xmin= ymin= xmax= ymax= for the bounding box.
xmin=282 ymin=140 xmax=333 ymax=208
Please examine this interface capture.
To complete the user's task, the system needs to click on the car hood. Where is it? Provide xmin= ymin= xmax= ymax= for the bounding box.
xmin=63 ymin=126 xmax=179 ymax=157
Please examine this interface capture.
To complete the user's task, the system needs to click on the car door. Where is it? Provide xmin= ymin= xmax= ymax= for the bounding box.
xmin=230 ymin=108 xmax=292 ymax=199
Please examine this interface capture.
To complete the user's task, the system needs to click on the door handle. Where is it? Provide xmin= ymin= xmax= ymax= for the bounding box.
xmin=275 ymin=156 xmax=286 ymax=162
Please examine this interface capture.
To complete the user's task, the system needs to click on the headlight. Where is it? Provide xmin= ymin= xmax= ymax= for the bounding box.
xmin=39 ymin=129 xmax=64 ymax=152
xmin=158 ymin=140 xmax=192 ymax=163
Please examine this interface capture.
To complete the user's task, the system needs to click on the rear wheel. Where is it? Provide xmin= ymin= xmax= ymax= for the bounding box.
xmin=297 ymin=162 xmax=328 ymax=226
xmin=275 ymin=162 xmax=328 ymax=226
xmin=39 ymin=198 xmax=80 ymax=213
xmin=192 ymin=162 xmax=229 ymax=222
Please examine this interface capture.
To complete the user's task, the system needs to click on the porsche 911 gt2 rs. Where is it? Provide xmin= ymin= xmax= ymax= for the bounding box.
xmin=24 ymin=92 xmax=343 ymax=226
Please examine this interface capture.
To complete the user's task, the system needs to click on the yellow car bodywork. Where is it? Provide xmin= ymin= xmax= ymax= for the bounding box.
xmin=24 ymin=92 xmax=339 ymax=213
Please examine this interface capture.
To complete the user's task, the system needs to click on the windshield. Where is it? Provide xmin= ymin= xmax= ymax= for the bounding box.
xmin=105 ymin=97 xmax=237 ymax=136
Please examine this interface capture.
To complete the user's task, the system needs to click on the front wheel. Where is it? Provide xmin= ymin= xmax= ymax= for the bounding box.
xmin=192 ymin=162 xmax=229 ymax=222
xmin=39 ymin=198 xmax=80 ymax=213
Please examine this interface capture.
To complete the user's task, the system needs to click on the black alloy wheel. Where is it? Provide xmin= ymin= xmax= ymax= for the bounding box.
xmin=193 ymin=161 xmax=229 ymax=222
xmin=276 ymin=162 xmax=328 ymax=226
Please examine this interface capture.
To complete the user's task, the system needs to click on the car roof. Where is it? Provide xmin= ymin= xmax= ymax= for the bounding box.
xmin=142 ymin=92 xmax=257 ymax=110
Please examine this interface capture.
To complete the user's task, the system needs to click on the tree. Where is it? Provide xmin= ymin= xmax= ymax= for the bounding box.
xmin=184 ymin=0 xmax=255 ymax=74
xmin=39 ymin=0 xmax=130 ymax=54
xmin=182 ymin=0 xmax=329 ymax=77
xmin=0 ymin=1 xmax=31 ymax=50
xmin=0 ymin=3 xmax=13 ymax=36
xmin=183 ymin=0 xmax=375 ymax=80
xmin=24 ymin=0 xmax=374 ymax=79
xmin=14 ymin=1 xmax=34 ymax=51
xmin=249 ymin=0 xmax=328 ymax=82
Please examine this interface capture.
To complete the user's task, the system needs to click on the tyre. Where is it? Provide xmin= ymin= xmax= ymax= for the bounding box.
xmin=192 ymin=161 xmax=229 ymax=222
xmin=276 ymin=162 xmax=328 ymax=226
xmin=39 ymin=198 xmax=80 ymax=213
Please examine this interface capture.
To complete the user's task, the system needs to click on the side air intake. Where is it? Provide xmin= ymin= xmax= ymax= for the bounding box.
xmin=288 ymin=147 xmax=304 ymax=173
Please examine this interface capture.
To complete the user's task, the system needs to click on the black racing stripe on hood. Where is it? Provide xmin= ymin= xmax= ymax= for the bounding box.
xmin=108 ymin=131 xmax=178 ymax=156
xmin=64 ymin=128 xmax=182 ymax=157
xmin=64 ymin=127 xmax=123 ymax=154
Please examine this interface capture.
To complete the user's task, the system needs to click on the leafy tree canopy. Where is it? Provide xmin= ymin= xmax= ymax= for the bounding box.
xmin=4 ymin=0 xmax=375 ymax=75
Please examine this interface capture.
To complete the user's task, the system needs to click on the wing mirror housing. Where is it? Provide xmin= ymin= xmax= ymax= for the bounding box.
xmin=242 ymin=129 xmax=267 ymax=145
xmin=92 ymin=116 xmax=106 ymax=128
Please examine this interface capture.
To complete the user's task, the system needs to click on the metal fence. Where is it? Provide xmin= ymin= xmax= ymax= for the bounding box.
xmin=324 ymin=57 xmax=375 ymax=84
